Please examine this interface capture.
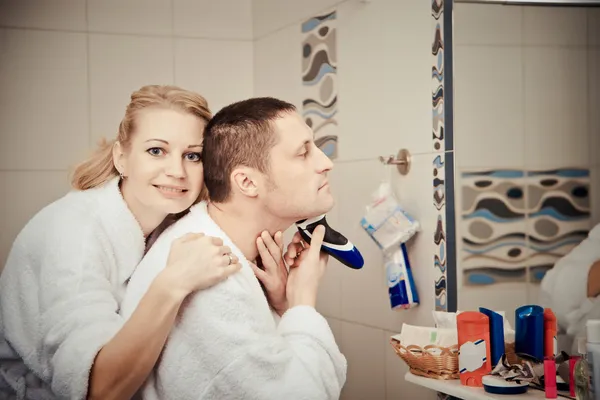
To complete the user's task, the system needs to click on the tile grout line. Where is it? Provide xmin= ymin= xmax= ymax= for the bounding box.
xmin=252 ymin=0 xmax=351 ymax=42
xmin=0 ymin=25 xmax=253 ymax=42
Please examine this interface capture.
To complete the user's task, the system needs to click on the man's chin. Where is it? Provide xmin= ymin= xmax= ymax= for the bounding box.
xmin=305 ymin=199 xmax=335 ymax=220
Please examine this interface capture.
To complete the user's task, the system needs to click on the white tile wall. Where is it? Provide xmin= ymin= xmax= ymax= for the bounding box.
xmin=253 ymin=23 xmax=302 ymax=107
xmin=524 ymin=47 xmax=588 ymax=169
xmin=459 ymin=283 xmax=528 ymax=328
xmin=175 ymin=38 xmax=253 ymax=114
xmin=340 ymin=321 xmax=386 ymax=400
xmin=0 ymin=171 xmax=72 ymax=266
xmin=523 ymin=6 xmax=587 ymax=46
xmin=89 ymin=34 xmax=175 ymax=144
xmin=454 ymin=3 xmax=522 ymax=46
xmin=252 ymin=0 xmax=341 ymax=39
xmin=454 ymin=45 xmax=525 ymax=169
xmin=0 ymin=29 xmax=89 ymax=170
xmin=326 ymin=154 xmax=436 ymax=332
xmin=174 ymin=0 xmax=253 ymax=40
xmin=0 ymin=0 xmax=86 ymax=30
xmin=87 ymin=0 xmax=173 ymax=36
xmin=336 ymin=0 xmax=432 ymax=160
xmin=590 ymin=9 xmax=600 ymax=47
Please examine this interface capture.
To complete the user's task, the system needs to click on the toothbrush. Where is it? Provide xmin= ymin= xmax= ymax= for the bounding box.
xmin=295 ymin=214 xmax=364 ymax=269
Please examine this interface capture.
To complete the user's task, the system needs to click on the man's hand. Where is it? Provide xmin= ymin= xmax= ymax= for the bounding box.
xmin=285 ymin=225 xmax=329 ymax=309
xmin=250 ymin=231 xmax=289 ymax=316
xmin=588 ymin=260 xmax=600 ymax=298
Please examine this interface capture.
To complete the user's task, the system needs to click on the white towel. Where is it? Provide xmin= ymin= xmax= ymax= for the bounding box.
xmin=121 ymin=202 xmax=347 ymax=400
xmin=540 ymin=223 xmax=600 ymax=338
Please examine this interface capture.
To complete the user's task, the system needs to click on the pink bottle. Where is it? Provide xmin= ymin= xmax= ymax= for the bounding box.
xmin=457 ymin=311 xmax=492 ymax=387
xmin=544 ymin=308 xmax=558 ymax=359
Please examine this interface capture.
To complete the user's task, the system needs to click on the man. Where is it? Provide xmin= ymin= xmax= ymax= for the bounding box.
xmin=541 ymin=223 xmax=600 ymax=349
xmin=120 ymin=97 xmax=347 ymax=399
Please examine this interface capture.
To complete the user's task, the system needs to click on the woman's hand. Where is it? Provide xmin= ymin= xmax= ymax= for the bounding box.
xmin=250 ymin=231 xmax=289 ymax=316
xmin=162 ymin=232 xmax=241 ymax=300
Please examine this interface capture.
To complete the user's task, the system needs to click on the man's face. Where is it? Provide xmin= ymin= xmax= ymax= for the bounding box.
xmin=259 ymin=111 xmax=334 ymax=222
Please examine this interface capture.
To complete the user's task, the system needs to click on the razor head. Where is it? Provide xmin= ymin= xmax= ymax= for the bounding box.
xmin=296 ymin=215 xmax=364 ymax=270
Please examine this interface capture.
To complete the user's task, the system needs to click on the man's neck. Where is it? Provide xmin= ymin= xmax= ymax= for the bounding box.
xmin=206 ymin=201 xmax=292 ymax=262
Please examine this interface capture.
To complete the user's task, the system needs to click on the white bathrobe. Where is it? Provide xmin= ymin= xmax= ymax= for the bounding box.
xmin=541 ymin=223 xmax=600 ymax=342
xmin=0 ymin=177 xmax=146 ymax=399
xmin=121 ymin=202 xmax=347 ymax=400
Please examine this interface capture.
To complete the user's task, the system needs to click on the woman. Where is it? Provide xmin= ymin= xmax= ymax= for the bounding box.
xmin=0 ymin=85 xmax=285 ymax=400
xmin=541 ymin=223 xmax=600 ymax=352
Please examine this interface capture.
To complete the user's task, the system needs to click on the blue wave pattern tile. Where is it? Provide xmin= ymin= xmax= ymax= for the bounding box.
xmin=461 ymin=170 xmax=527 ymax=286
xmin=525 ymin=169 xmax=590 ymax=283
xmin=460 ymin=169 xmax=590 ymax=286
xmin=301 ymin=10 xmax=338 ymax=159
xmin=432 ymin=0 xmax=447 ymax=311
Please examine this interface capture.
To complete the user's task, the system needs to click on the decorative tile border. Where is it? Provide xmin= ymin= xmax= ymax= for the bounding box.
xmin=460 ymin=169 xmax=590 ymax=286
xmin=301 ymin=10 xmax=338 ymax=159
xmin=432 ymin=0 xmax=457 ymax=312
xmin=526 ymin=169 xmax=591 ymax=283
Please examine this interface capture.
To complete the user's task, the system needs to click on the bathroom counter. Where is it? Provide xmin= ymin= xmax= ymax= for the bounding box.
xmin=405 ymin=372 xmax=572 ymax=400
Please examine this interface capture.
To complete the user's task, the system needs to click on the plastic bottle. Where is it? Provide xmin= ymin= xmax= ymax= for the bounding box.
xmin=544 ymin=308 xmax=557 ymax=358
xmin=587 ymin=319 xmax=600 ymax=400
xmin=515 ymin=305 xmax=544 ymax=361
xmin=457 ymin=311 xmax=492 ymax=387
xmin=575 ymin=337 xmax=590 ymax=400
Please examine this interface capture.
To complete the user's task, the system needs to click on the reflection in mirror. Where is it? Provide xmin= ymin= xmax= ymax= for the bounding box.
xmin=452 ymin=1 xmax=600 ymax=355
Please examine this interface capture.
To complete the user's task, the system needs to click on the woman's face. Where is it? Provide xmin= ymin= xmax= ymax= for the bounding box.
xmin=115 ymin=107 xmax=206 ymax=228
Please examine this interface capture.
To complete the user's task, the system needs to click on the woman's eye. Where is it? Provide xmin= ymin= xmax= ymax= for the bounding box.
xmin=186 ymin=152 xmax=202 ymax=162
xmin=147 ymin=147 xmax=164 ymax=156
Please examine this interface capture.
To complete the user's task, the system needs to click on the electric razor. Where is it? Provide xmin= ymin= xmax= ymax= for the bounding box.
xmin=295 ymin=215 xmax=364 ymax=269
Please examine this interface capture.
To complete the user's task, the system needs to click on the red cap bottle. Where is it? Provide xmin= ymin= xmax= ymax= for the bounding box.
xmin=544 ymin=308 xmax=557 ymax=359
xmin=457 ymin=311 xmax=492 ymax=387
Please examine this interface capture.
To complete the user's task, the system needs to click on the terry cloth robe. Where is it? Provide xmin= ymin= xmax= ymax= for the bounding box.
xmin=120 ymin=201 xmax=347 ymax=400
xmin=0 ymin=177 xmax=146 ymax=399
xmin=540 ymin=223 xmax=600 ymax=341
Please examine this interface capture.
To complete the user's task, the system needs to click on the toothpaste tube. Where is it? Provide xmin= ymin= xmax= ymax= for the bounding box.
xmin=385 ymin=243 xmax=419 ymax=310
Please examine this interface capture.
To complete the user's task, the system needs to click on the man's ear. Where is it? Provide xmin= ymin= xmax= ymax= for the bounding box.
xmin=231 ymin=167 xmax=259 ymax=198
xmin=112 ymin=141 xmax=127 ymax=177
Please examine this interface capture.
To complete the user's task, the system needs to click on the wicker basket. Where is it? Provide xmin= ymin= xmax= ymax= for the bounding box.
xmin=391 ymin=339 xmax=522 ymax=380
xmin=390 ymin=338 xmax=459 ymax=380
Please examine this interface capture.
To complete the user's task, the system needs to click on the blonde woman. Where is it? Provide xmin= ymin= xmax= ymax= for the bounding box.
xmin=0 ymin=85 xmax=253 ymax=400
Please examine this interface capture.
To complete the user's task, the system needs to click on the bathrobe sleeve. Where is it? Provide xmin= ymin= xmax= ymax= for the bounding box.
xmin=37 ymin=223 xmax=124 ymax=399
xmin=540 ymin=223 xmax=600 ymax=337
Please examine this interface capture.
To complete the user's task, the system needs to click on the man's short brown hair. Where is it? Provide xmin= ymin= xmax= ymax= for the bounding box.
xmin=202 ymin=97 xmax=296 ymax=202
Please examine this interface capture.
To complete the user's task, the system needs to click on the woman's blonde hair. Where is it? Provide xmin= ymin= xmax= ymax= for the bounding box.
xmin=71 ymin=85 xmax=212 ymax=195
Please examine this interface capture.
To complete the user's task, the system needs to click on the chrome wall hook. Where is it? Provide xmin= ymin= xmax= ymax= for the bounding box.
xmin=378 ymin=148 xmax=411 ymax=175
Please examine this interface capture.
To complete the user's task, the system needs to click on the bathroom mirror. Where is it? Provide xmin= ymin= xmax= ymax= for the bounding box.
xmin=450 ymin=1 xmax=600 ymax=332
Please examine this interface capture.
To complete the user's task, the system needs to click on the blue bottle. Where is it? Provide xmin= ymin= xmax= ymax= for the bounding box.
xmin=479 ymin=307 xmax=505 ymax=367
xmin=515 ymin=305 xmax=544 ymax=361
xmin=385 ymin=243 xmax=419 ymax=309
